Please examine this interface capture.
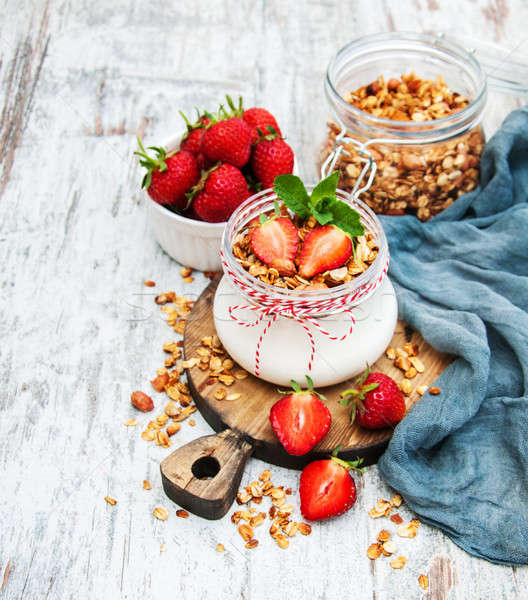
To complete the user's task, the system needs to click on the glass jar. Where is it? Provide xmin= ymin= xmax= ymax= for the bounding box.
xmin=213 ymin=188 xmax=397 ymax=387
xmin=321 ymin=32 xmax=487 ymax=221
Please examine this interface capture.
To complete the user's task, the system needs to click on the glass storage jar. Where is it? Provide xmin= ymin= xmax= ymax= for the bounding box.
xmin=320 ymin=32 xmax=487 ymax=221
xmin=213 ymin=188 xmax=397 ymax=387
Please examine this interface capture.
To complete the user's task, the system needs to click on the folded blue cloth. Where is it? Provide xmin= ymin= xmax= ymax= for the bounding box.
xmin=378 ymin=107 xmax=528 ymax=566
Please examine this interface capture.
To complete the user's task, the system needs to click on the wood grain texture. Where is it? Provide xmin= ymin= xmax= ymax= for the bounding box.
xmin=0 ymin=0 xmax=527 ymax=599
xmin=183 ymin=276 xmax=452 ymax=470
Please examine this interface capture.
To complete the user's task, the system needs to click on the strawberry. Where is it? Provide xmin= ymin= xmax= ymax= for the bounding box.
xmin=179 ymin=111 xmax=210 ymax=156
xmin=250 ymin=215 xmax=298 ymax=275
xmin=201 ymin=116 xmax=252 ymax=167
xmin=191 ymin=163 xmax=250 ymax=223
xmin=250 ymin=135 xmax=294 ymax=190
xmin=243 ymin=107 xmax=282 ymax=144
xmin=269 ymin=377 xmax=331 ymax=456
xmin=340 ymin=367 xmax=406 ymax=429
xmin=300 ymin=450 xmax=364 ymax=521
xmin=298 ymin=225 xmax=352 ymax=278
xmin=135 ymin=138 xmax=199 ymax=209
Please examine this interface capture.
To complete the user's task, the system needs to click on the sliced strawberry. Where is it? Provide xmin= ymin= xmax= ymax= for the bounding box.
xmin=298 ymin=225 xmax=352 ymax=278
xmin=300 ymin=456 xmax=363 ymax=521
xmin=269 ymin=379 xmax=331 ymax=456
xmin=250 ymin=217 xmax=298 ymax=273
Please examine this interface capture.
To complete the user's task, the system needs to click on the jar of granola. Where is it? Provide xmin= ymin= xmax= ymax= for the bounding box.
xmin=213 ymin=187 xmax=397 ymax=387
xmin=321 ymin=32 xmax=487 ymax=220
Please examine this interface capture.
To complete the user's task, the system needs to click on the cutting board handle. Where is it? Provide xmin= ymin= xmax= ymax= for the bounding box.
xmin=160 ymin=429 xmax=253 ymax=520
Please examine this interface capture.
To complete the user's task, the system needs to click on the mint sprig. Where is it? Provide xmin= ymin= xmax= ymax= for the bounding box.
xmin=272 ymin=172 xmax=364 ymax=238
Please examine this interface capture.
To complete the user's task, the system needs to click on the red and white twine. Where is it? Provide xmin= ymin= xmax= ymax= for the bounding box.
xmin=220 ymin=250 xmax=389 ymax=376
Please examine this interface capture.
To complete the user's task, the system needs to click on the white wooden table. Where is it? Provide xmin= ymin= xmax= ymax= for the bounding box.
xmin=1 ymin=1 xmax=527 ymax=598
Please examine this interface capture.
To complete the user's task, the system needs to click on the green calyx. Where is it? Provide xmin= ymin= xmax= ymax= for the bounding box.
xmin=207 ymin=95 xmax=245 ymax=127
xmin=134 ymin=136 xmax=176 ymax=189
xmin=179 ymin=108 xmax=208 ymax=132
xmin=339 ymin=365 xmax=379 ymax=422
xmin=272 ymin=172 xmax=365 ymax=238
xmin=254 ymin=125 xmax=281 ymax=146
xmin=258 ymin=197 xmax=282 ymax=225
xmin=277 ymin=375 xmax=327 ymax=400
xmin=330 ymin=446 xmax=365 ymax=473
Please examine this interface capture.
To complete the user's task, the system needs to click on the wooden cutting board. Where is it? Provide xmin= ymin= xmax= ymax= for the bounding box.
xmin=161 ymin=277 xmax=451 ymax=519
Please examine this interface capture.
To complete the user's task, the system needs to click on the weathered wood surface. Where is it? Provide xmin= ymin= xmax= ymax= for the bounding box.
xmin=183 ymin=276 xmax=452 ymax=471
xmin=0 ymin=1 xmax=526 ymax=599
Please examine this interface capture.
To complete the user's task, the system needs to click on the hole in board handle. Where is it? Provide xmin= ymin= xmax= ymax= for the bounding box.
xmin=191 ymin=456 xmax=221 ymax=480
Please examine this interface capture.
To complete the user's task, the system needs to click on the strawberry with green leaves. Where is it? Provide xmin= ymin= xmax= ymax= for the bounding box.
xmin=179 ymin=110 xmax=210 ymax=156
xmin=189 ymin=163 xmax=250 ymax=223
xmin=300 ymin=448 xmax=364 ymax=521
xmin=340 ymin=366 xmax=406 ymax=429
xmin=200 ymin=96 xmax=252 ymax=168
xmin=243 ymin=106 xmax=282 ymax=144
xmin=268 ymin=171 xmax=365 ymax=277
xmin=270 ymin=376 xmax=331 ymax=456
xmin=250 ymin=129 xmax=294 ymax=189
xmin=135 ymin=137 xmax=199 ymax=208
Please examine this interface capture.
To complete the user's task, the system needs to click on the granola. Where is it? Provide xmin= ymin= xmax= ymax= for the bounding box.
xmin=233 ymin=214 xmax=379 ymax=290
xmin=320 ymin=72 xmax=484 ymax=220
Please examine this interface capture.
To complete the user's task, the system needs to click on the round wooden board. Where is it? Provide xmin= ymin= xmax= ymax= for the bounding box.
xmin=183 ymin=276 xmax=452 ymax=469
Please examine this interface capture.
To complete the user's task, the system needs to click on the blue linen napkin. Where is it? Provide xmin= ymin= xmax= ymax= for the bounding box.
xmin=377 ymin=107 xmax=528 ymax=566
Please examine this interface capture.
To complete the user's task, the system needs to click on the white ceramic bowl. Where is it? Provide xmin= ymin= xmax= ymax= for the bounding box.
xmin=144 ymin=130 xmax=225 ymax=272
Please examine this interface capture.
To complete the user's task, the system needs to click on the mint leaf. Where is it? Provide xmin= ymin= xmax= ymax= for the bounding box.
xmin=328 ymin=200 xmax=365 ymax=238
xmin=310 ymin=171 xmax=340 ymax=206
xmin=311 ymin=195 xmax=335 ymax=225
xmin=273 ymin=175 xmax=311 ymax=219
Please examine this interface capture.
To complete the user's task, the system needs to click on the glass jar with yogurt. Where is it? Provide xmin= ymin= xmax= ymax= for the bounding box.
xmin=213 ymin=188 xmax=397 ymax=387
xmin=320 ymin=32 xmax=487 ymax=221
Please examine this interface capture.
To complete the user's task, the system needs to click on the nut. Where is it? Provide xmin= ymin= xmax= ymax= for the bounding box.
xmin=390 ymin=556 xmax=407 ymax=570
xmin=131 ymin=391 xmax=154 ymax=412
xmin=367 ymin=543 xmax=382 ymax=560
xmin=297 ymin=522 xmax=312 ymax=536
xmin=166 ymin=423 xmax=181 ymax=436
xmin=416 ymin=385 xmax=429 ymax=396
xmin=394 ymin=356 xmax=411 ymax=372
xmin=429 ymin=386 xmax=441 ymax=395
xmin=176 ymin=509 xmax=190 ymax=518
xmin=390 ymin=513 xmax=404 ymax=524
xmin=409 ymin=356 xmax=425 ymax=372
xmin=151 ymin=372 xmax=169 ymax=392
xmin=142 ymin=480 xmax=152 ymax=490
xmin=245 ymin=539 xmax=259 ymax=549
xmin=402 ymin=342 xmax=419 ymax=356
xmin=404 ymin=367 xmax=418 ymax=379
xmin=153 ymin=507 xmax=169 ymax=521
xmin=385 ymin=346 xmax=396 ymax=360
xmin=238 ymin=524 xmax=254 ymax=542
xmin=400 ymin=378 xmax=413 ymax=396
xmin=418 ymin=574 xmax=429 ymax=590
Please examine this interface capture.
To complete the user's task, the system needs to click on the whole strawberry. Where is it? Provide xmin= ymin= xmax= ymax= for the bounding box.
xmin=201 ymin=112 xmax=252 ymax=167
xmin=250 ymin=133 xmax=294 ymax=189
xmin=300 ymin=449 xmax=364 ymax=521
xmin=243 ymin=107 xmax=282 ymax=144
xmin=340 ymin=367 xmax=406 ymax=429
xmin=270 ymin=376 xmax=331 ymax=456
xmin=179 ymin=111 xmax=210 ymax=156
xmin=135 ymin=138 xmax=199 ymax=208
xmin=191 ymin=163 xmax=250 ymax=223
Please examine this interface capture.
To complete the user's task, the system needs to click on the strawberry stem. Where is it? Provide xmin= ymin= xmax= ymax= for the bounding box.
xmin=331 ymin=455 xmax=366 ymax=474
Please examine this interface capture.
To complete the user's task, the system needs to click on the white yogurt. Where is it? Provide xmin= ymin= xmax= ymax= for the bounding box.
xmin=213 ymin=275 xmax=398 ymax=387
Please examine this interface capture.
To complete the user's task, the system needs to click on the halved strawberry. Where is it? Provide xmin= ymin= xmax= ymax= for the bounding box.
xmin=300 ymin=452 xmax=364 ymax=521
xmin=269 ymin=377 xmax=331 ymax=456
xmin=250 ymin=216 xmax=299 ymax=275
xmin=298 ymin=225 xmax=352 ymax=278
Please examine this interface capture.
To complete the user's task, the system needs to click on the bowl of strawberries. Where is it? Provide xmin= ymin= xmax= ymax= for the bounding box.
xmin=135 ymin=97 xmax=295 ymax=271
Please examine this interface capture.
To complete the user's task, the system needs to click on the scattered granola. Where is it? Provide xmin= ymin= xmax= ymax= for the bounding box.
xmin=216 ymin=543 xmax=225 ymax=552
xmin=418 ymin=574 xmax=429 ymax=590
xmin=144 ymin=280 xmax=156 ymax=287
xmin=429 ymin=386 xmax=441 ymax=395
xmin=320 ymin=72 xmax=484 ymax=220
xmin=231 ymin=470 xmax=310 ymax=551
xmin=104 ymin=496 xmax=117 ymax=505
xmin=142 ymin=480 xmax=152 ymax=490
xmin=124 ymin=419 xmax=138 ymax=426
xmin=390 ymin=556 xmax=407 ymax=570
xmin=176 ymin=509 xmax=190 ymax=518
xmin=153 ymin=507 xmax=169 ymax=521
xmin=390 ymin=513 xmax=404 ymax=525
